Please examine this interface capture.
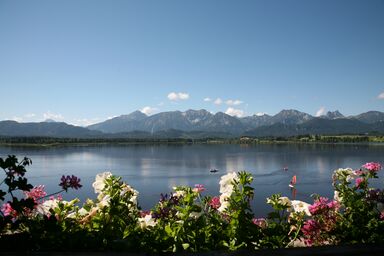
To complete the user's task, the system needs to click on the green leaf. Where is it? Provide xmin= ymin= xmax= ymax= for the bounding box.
xmin=165 ymin=224 xmax=173 ymax=236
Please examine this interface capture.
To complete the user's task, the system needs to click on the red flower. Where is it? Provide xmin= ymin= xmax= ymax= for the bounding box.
xmin=209 ymin=196 xmax=221 ymax=209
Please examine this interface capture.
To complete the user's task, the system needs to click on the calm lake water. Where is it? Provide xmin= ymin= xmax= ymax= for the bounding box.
xmin=1 ymin=144 xmax=383 ymax=216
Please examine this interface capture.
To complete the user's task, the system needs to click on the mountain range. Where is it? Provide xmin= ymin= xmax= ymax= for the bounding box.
xmin=1 ymin=109 xmax=384 ymax=138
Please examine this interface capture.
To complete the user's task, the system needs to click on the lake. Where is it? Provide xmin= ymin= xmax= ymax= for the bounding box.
xmin=1 ymin=143 xmax=383 ymax=216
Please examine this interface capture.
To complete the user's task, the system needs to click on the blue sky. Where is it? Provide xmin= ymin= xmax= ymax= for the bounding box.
xmin=0 ymin=0 xmax=383 ymax=126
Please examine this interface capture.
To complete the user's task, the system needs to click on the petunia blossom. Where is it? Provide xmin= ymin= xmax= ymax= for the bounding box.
xmin=138 ymin=214 xmax=157 ymax=229
xmin=290 ymin=200 xmax=311 ymax=216
xmin=219 ymin=172 xmax=239 ymax=194
xmin=92 ymin=172 xmax=112 ymax=194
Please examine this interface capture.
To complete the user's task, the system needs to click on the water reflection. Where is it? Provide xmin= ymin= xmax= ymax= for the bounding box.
xmin=1 ymin=144 xmax=383 ymax=216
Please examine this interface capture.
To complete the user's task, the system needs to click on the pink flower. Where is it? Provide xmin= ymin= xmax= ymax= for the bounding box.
xmin=362 ymin=162 xmax=382 ymax=173
xmin=309 ymin=197 xmax=339 ymax=215
xmin=302 ymin=219 xmax=321 ymax=246
xmin=1 ymin=203 xmax=17 ymax=218
xmin=355 ymin=177 xmax=364 ymax=188
xmin=354 ymin=170 xmax=365 ymax=176
xmin=309 ymin=197 xmax=328 ymax=215
xmin=193 ymin=184 xmax=205 ymax=193
xmin=252 ymin=218 xmax=267 ymax=228
xmin=24 ymin=185 xmax=47 ymax=202
xmin=209 ymin=196 xmax=221 ymax=209
xmin=326 ymin=200 xmax=340 ymax=210
xmin=380 ymin=212 xmax=384 ymax=221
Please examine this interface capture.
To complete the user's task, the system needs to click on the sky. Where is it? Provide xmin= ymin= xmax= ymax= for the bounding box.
xmin=0 ymin=0 xmax=383 ymax=126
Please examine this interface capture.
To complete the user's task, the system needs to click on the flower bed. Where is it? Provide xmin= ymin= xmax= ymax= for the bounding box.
xmin=1 ymin=155 xmax=383 ymax=252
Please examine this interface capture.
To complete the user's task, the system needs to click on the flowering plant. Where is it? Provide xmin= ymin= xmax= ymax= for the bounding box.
xmin=331 ymin=162 xmax=384 ymax=244
xmin=1 ymin=155 xmax=383 ymax=252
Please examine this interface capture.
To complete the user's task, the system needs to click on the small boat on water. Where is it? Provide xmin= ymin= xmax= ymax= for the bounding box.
xmin=210 ymin=169 xmax=219 ymax=173
xmin=289 ymin=175 xmax=297 ymax=188
xmin=283 ymin=166 xmax=288 ymax=171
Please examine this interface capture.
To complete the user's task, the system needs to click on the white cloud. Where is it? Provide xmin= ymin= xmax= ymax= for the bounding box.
xmin=214 ymin=98 xmax=223 ymax=105
xmin=226 ymin=99 xmax=243 ymax=106
xmin=140 ymin=106 xmax=157 ymax=115
xmin=225 ymin=107 xmax=244 ymax=117
xmin=167 ymin=92 xmax=190 ymax=101
xmin=203 ymin=97 xmax=211 ymax=102
xmin=43 ymin=111 xmax=64 ymax=121
xmin=315 ymin=107 xmax=326 ymax=117
xmin=378 ymin=92 xmax=384 ymax=99
xmin=255 ymin=112 xmax=266 ymax=116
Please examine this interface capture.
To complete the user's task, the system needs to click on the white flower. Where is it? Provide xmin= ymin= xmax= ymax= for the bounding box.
xmin=36 ymin=199 xmax=76 ymax=216
xmin=333 ymin=168 xmax=355 ymax=182
xmin=189 ymin=211 xmax=202 ymax=219
xmin=217 ymin=200 xmax=230 ymax=213
xmin=78 ymin=208 xmax=88 ymax=216
xmin=36 ymin=199 xmax=59 ymax=215
xmin=173 ymin=190 xmax=186 ymax=198
xmin=290 ymin=200 xmax=311 ymax=216
xmin=98 ymin=195 xmax=111 ymax=208
xmin=278 ymin=197 xmax=292 ymax=207
xmin=334 ymin=191 xmax=343 ymax=203
xmin=66 ymin=212 xmax=76 ymax=219
xmin=219 ymin=192 xmax=231 ymax=204
xmin=138 ymin=214 xmax=157 ymax=229
xmin=120 ymin=184 xmax=137 ymax=196
xmin=120 ymin=184 xmax=139 ymax=206
xmin=130 ymin=194 xmax=138 ymax=206
xmin=66 ymin=206 xmax=89 ymax=219
xmin=92 ymin=172 xmax=112 ymax=194
xmin=219 ymin=172 xmax=239 ymax=194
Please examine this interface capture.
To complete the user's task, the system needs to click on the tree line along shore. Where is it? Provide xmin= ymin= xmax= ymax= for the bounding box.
xmin=0 ymin=135 xmax=383 ymax=146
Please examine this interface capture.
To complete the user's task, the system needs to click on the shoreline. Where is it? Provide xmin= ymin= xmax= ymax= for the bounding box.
xmin=0 ymin=136 xmax=383 ymax=147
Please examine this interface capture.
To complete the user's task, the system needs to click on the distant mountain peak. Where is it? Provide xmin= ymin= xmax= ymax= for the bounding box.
xmin=323 ymin=110 xmax=344 ymax=119
xmin=254 ymin=112 xmax=269 ymax=117
xmin=355 ymin=111 xmax=384 ymax=124
xmin=272 ymin=109 xmax=313 ymax=125
xmin=43 ymin=119 xmax=57 ymax=123
xmin=118 ymin=111 xmax=147 ymax=120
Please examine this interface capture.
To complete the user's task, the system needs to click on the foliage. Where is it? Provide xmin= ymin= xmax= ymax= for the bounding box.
xmin=1 ymin=155 xmax=383 ymax=252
